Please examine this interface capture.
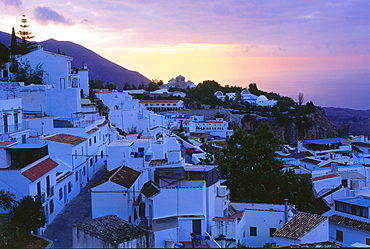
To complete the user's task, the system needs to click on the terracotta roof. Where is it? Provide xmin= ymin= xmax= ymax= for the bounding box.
xmin=319 ymin=162 xmax=345 ymax=168
xmin=0 ymin=141 xmax=17 ymax=147
xmin=352 ymin=142 xmax=370 ymax=148
xmin=311 ymin=173 xmax=339 ymax=182
xmin=97 ymin=119 xmax=109 ymax=127
xmin=141 ymin=181 xmax=160 ymax=198
xmin=273 ymin=213 xmax=327 ymax=239
xmin=330 ymin=214 xmax=370 ymax=232
xmin=86 ymin=128 xmax=98 ymax=134
xmin=288 ymin=151 xmax=314 ymax=159
xmin=91 ymin=166 xmax=141 ymax=189
xmin=21 ymin=157 xmax=59 ymax=182
xmin=73 ymin=214 xmax=150 ymax=246
xmin=139 ymin=100 xmax=180 ymax=103
xmin=43 ymin=133 xmax=87 ymax=146
xmin=213 ymin=217 xmax=236 ymax=221
xmin=301 ymin=158 xmax=321 ymax=165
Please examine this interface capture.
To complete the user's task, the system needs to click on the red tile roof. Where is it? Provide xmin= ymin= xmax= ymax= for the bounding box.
xmin=139 ymin=100 xmax=181 ymax=103
xmin=301 ymin=158 xmax=321 ymax=165
xmin=43 ymin=133 xmax=87 ymax=146
xmin=273 ymin=213 xmax=327 ymax=239
xmin=91 ymin=166 xmax=141 ymax=189
xmin=330 ymin=214 xmax=370 ymax=232
xmin=311 ymin=173 xmax=339 ymax=182
xmin=0 ymin=141 xmax=17 ymax=147
xmin=21 ymin=157 xmax=59 ymax=182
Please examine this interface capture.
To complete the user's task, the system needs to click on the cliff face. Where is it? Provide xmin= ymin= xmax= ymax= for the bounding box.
xmin=239 ymin=107 xmax=338 ymax=144
xmin=175 ymin=107 xmax=338 ymax=145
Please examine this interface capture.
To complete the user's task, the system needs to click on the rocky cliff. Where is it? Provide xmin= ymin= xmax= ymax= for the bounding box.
xmin=239 ymin=107 xmax=338 ymax=144
xmin=177 ymin=107 xmax=338 ymax=144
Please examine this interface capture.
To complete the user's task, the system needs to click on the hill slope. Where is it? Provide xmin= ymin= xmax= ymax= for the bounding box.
xmin=323 ymin=107 xmax=370 ymax=136
xmin=0 ymin=31 xmax=150 ymax=88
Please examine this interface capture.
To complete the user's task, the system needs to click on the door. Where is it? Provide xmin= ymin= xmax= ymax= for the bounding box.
xmin=192 ymin=219 xmax=201 ymax=235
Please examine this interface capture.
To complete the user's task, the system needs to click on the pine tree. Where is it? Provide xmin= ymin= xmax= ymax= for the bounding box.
xmin=17 ymin=15 xmax=36 ymax=55
xmin=10 ymin=27 xmax=18 ymax=56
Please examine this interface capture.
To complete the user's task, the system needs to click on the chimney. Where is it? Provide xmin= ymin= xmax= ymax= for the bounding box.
xmin=284 ymin=199 xmax=289 ymax=223
xmin=331 ymin=162 xmax=338 ymax=172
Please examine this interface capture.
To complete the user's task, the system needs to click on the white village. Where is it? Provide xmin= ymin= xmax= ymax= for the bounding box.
xmin=1 ymin=44 xmax=370 ymax=248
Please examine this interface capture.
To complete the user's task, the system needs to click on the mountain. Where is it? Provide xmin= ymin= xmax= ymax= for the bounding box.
xmin=323 ymin=107 xmax=370 ymax=136
xmin=0 ymin=31 xmax=150 ymax=88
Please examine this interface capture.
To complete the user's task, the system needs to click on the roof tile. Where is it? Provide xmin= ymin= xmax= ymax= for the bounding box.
xmin=21 ymin=158 xmax=58 ymax=182
xmin=273 ymin=213 xmax=327 ymax=239
xmin=43 ymin=133 xmax=87 ymax=146
xmin=330 ymin=215 xmax=370 ymax=232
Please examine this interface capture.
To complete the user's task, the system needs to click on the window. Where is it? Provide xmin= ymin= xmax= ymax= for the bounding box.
xmin=89 ymin=139 xmax=92 ymax=146
xmin=75 ymin=150 xmax=77 ymax=159
xmin=14 ymin=113 xmax=18 ymax=130
xmin=75 ymin=172 xmax=78 ymax=181
xmin=90 ymin=158 xmax=93 ymax=166
xmin=269 ymin=228 xmax=277 ymax=237
xmin=95 ymin=155 xmax=98 ymax=162
xmin=94 ymin=136 xmax=97 ymax=143
xmin=366 ymin=238 xmax=370 ymax=245
xmin=336 ymin=230 xmax=343 ymax=242
xmin=21 ymin=134 xmax=26 ymax=144
xmin=68 ymin=182 xmax=72 ymax=193
xmin=59 ymin=188 xmax=63 ymax=200
xmin=46 ymin=176 xmax=51 ymax=197
xmin=83 ymin=166 xmax=86 ymax=175
xmin=250 ymin=227 xmax=257 ymax=236
xmin=49 ymin=200 xmax=54 ymax=214
xmin=101 ymin=150 xmax=104 ymax=159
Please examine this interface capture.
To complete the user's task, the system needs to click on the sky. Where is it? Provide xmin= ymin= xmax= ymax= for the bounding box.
xmin=0 ymin=0 xmax=370 ymax=109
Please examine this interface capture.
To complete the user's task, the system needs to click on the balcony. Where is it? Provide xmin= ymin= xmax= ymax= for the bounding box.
xmin=0 ymin=121 xmax=29 ymax=134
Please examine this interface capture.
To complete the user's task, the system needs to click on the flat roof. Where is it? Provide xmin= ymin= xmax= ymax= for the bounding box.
xmin=304 ymin=138 xmax=348 ymax=145
xmin=335 ymin=196 xmax=370 ymax=207
xmin=7 ymin=143 xmax=47 ymax=149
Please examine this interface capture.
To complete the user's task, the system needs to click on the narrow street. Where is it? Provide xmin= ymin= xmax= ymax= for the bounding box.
xmin=42 ymin=166 xmax=106 ymax=248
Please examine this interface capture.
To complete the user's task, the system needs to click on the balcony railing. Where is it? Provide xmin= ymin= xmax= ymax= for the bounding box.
xmin=0 ymin=121 xmax=29 ymax=134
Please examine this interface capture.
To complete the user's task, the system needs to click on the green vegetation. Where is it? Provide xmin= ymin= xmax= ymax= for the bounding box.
xmin=0 ymin=192 xmax=46 ymax=248
xmin=89 ymin=79 xmax=117 ymax=90
xmin=10 ymin=59 xmax=45 ymax=85
xmin=216 ymin=123 xmax=314 ymax=212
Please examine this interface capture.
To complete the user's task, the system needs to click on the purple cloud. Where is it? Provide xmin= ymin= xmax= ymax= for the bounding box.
xmin=33 ymin=6 xmax=73 ymax=25
xmin=0 ymin=0 xmax=22 ymax=7
xmin=81 ymin=19 xmax=95 ymax=26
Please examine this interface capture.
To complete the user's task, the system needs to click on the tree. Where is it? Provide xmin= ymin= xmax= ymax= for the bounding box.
xmin=0 ymin=41 xmax=9 ymax=64
xmin=123 ymin=82 xmax=132 ymax=90
xmin=10 ymin=27 xmax=18 ymax=57
xmin=10 ymin=196 xmax=46 ymax=233
xmin=0 ymin=190 xmax=16 ymax=210
xmin=11 ymin=59 xmax=44 ymax=85
xmin=298 ymin=92 xmax=304 ymax=105
xmin=17 ymin=15 xmax=36 ymax=55
xmin=145 ymin=80 xmax=161 ymax=91
xmin=217 ymin=123 xmax=314 ymax=211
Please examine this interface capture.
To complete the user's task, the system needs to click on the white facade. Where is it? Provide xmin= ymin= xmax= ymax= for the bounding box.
xmin=13 ymin=47 xmax=89 ymax=96
xmin=0 ymin=98 xmax=29 ymax=143
xmin=189 ymin=118 xmax=234 ymax=138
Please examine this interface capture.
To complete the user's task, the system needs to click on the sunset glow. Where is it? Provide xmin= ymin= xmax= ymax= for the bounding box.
xmin=0 ymin=0 xmax=369 ymax=109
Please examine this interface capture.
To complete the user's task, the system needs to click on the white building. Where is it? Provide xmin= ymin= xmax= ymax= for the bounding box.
xmin=273 ymin=213 xmax=329 ymax=246
xmin=11 ymin=46 xmax=89 ymax=96
xmin=212 ymin=202 xmax=296 ymax=247
xmin=0 ymin=98 xmax=29 ymax=143
xmin=0 ymin=142 xmax=59 ymax=234
xmin=189 ymin=118 xmax=234 ymax=138
xmin=139 ymin=100 xmax=184 ymax=112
